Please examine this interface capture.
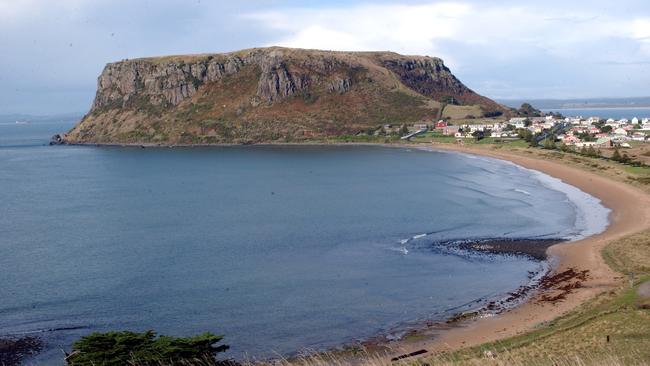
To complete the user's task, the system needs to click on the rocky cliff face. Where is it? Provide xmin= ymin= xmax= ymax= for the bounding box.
xmin=380 ymin=57 xmax=498 ymax=107
xmin=66 ymin=47 xmax=505 ymax=144
xmin=91 ymin=49 xmax=347 ymax=110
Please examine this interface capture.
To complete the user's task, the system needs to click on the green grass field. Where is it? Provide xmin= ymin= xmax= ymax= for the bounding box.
xmin=624 ymin=165 xmax=650 ymax=175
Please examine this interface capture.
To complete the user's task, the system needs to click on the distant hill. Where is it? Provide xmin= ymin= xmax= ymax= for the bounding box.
xmin=498 ymin=97 xmax=650 ymax=110
xmin=64 ymin=47 xmax=507 ymax=145
xmin=0 ymin=113 xmax=82 ymax=122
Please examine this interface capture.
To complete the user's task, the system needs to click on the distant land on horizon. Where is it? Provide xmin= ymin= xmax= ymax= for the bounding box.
xmin=498 ymin=96 xmax=650 ymax=110
xmin=0 ymin=113 xmax=83 ymax=121
xmin=61 ymin=47 xmax=510 ymax=145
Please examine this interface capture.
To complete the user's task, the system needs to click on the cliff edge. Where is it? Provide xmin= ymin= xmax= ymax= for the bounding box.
xmin=65 ymin=47 xmax=506 ymax=144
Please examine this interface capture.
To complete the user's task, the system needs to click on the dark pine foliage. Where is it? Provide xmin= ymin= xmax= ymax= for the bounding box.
xmin=66 ymin=331 xmax=230 ymax=366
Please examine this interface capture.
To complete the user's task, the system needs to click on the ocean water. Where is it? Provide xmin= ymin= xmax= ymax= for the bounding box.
xmin=542 ymin=107 xmax=650 ymax=120
xmin=0 ymin=116 xmax=609 ymax=364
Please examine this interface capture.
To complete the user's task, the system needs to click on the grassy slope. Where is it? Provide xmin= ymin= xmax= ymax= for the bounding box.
xmin=441 ymin=238 xmax=650 ymax=365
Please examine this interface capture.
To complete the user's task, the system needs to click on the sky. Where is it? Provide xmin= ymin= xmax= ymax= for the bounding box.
xmin=1 ymin=0 xmax=649 ymax=114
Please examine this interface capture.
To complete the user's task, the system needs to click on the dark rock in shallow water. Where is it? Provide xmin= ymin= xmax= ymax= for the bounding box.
xmin=0 ymin=336 xmax=43 ymax=366
xmin=458 ymin=238 xmax=564 ymax=260
xmin=49 ymin=134 xmax=67 ymax=145
xmin=433 ymin=238 xmax=565 ymax=261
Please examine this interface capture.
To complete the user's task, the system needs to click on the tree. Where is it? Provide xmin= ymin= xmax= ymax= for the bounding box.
xmin=439 ymin=95 xmax=460 ymax=105
xmin=542 ymin=137 xmax=556 ymax=150
xmin=601 ymin=125 xmax=613 ymax=133
xmin=483 ymin=110 xmax=503 ymax=118
xmin=576 ymin=132 xmax=596 ymax=142
xmin=66 ymin=331 xmax=230 ymax=366
xmin=517 ymin=103 xmax=542 ymax=117
xmin=399 ymin=124 xmax=409 ymax=136
xmin=620 ymin=152 xmax=631 ymax=164
xmin=529 ymin=132 xmax=543 ymax=147
xmin=586 ymin=145 xmax=598 ymax=157
xmin=559 ymin=143 xmax=574 ymax=153
xmin=612 ymin=148 xmax=621 ymax=162
xmin=580 ymin=146 xmax=588 ymax=155
xmin=517 ymin=128 xmax=533 ymax=143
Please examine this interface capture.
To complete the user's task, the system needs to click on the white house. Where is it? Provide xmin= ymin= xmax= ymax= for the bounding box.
xmin=509 ymin=118 xmax=527 ymax=128
xmin=562 ymin=135 xmax=581 ymax=144
xmin=614 ymin=127 xmax=628 ymax=135
xmin=587 ymin=117 xmax=601 ymax=124
xmin=632 ymin=132 xmax=647 ymax=142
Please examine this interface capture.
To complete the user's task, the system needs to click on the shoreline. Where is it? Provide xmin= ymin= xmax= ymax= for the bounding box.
xmin=382 ymin=142 xmax=650 ymax=358
xmin=44 ymin=140 xmax=650 ymax=362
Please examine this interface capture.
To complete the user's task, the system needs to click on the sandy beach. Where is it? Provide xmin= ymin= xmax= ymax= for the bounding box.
xmin=386 ymin=143 xmax=650 ymax=357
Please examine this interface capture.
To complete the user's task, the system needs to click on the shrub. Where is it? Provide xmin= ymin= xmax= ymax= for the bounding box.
xmin=66 ymin=331 xmax=229 ymax=366
xmin=439 ymin=95 xmax=460 ymax=105
xmin=483 ymin=110 xmax=503 ymax=118
xmin=542 ymin=137 xmax=556 ymax=150
xmin=612 ymin=148 xmax=622 ymax=162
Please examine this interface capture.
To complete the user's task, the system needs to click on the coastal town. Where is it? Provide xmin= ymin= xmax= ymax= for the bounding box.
xmin=392 ymin=115 xmax=650 ymax=150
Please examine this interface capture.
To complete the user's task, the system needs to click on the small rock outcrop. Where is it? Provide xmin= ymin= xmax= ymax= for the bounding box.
xmin=256 ymin=62 xmax=306 ymax=102
xmin=328 ymin=77 xmax=352 ymax=93
xmin=49 ymin=134 xmax=67 ymax=145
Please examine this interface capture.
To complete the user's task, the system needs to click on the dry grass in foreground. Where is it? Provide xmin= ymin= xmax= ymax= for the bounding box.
xmin=249 ymin=351 xmax=649 ymax=366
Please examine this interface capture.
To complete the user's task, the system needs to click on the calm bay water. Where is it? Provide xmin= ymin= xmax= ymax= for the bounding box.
xmin=0 ymin=116 xmax=606 ymax=364
xmin=542 ymin=107 xmax=650 ymax=120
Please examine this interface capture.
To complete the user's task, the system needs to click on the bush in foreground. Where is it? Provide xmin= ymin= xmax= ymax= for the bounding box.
xmin=66 ymin=331 xmax=230 ymax=366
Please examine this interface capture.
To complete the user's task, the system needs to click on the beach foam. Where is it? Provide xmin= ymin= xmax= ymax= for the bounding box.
xmin=457 ymin=150 xmax=613 ymax=241
xmin=433 ymin=148 xmax=611 ymax=242
xmin=511 ymin=164 xmax=611 ymax=241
